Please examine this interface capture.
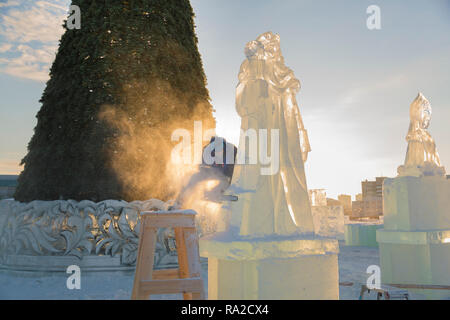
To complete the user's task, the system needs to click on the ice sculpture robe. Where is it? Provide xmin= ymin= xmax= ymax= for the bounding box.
xmin=228 ymin=40 xmax=314 ymax=237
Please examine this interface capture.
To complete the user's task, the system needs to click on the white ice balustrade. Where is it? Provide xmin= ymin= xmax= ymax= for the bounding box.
xmin=0 ymin=199 xmax=185 ymax=271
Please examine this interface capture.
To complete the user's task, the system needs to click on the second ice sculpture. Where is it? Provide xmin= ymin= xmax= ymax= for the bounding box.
xmin=379 ymin=93 xmax=450 ymax=299
xmin=226 ymin=32 xmax=314 ymax=236
xmin=398 ymin=93 xmax=445 ymax=177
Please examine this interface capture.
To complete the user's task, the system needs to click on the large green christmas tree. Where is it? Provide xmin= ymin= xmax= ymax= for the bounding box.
xmin=15 ymin=0 xmax=215 ymax=202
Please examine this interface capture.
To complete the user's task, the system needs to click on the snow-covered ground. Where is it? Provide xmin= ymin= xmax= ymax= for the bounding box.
xmin=0 ymin=242 xmax=420 ymax=300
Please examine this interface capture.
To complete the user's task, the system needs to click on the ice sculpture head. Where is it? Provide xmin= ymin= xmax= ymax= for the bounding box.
xmin=245 ymin=31 xmax=282 ymax=61
xmin=410 ymin=92 xmax=432 ymax=130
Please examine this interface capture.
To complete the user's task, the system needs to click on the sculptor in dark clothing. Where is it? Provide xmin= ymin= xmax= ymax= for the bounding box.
xmin=176 ymin=137 xmax=237 ymax=205
xmin=205 ymin=136 xmax=238 ymax=179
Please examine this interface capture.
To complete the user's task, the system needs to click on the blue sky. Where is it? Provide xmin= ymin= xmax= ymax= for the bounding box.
xmin=0 ymin=0 xmax=449 ymax=198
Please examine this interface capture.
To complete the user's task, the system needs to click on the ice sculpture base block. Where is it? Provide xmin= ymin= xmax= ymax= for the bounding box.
xmin=377 ymin=229 xmax=450 ymax=299
xmin=377 ymin=175 xmax=450 ymax=299
xmin=200 ymin=232 xmax=339 ymax=300
xmin=383 ymin=176 xmax=450 ymax=231
xmin=312 ymin=205 xmax=345 ymax=240
xmin=345 ymin=223 xmax=383 ymax=247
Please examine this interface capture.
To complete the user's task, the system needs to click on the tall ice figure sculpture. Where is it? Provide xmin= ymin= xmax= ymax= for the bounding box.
xmin=229 ymin=31 xmax=314 ymax=236
xmin=377 ymin=93 xmax=450 ymax=299
xmin=200 ymin=32 xmax=339 ymax=300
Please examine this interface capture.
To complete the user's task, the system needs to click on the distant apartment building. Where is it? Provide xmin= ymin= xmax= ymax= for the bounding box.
xmin=338 ymin=194 xmax=352 ymax=216
xmin=351 ymin=177 xmax=386 ymax=220
xmin=362 ymin=177 xmax=385 ymax=199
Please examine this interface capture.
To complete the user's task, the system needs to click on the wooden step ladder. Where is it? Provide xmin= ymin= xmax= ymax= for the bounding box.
xmin=131 ymin=210 xmax=205 ymax=300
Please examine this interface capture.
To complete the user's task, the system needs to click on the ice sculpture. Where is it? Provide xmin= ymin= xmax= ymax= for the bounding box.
xmin=200 ymin=32 xmax=339 ymax=300
xmin=227 ymin=31 xmax=314 ymax=236
xmin=378 ymin=92 xmax=450 ymax=299
xmin=398 ymin=93 xmax=446 ymax=177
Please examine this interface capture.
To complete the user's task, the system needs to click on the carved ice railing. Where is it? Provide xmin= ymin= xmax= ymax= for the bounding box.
xmin=0 ymin=199 xmax=202 ymax=271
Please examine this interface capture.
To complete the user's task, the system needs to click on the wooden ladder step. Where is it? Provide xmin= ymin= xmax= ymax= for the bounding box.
xmin=152 ymin=268 xmax=179 ymax=280
xmin=145 ymin=215 xmax=196 ymax=229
